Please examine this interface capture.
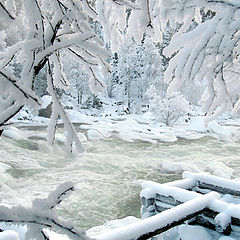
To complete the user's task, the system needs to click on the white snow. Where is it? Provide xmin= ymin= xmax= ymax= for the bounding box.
xmin=178 ymin=225 xmax=212 ymax=240
xmin=94 ymin=192 xmax=219 ymax=240
xmin=218 ymin=237 xmax=237 ymax=240
xmin=87 ymin=129 xmax=105 ymax=141
xmin=87 ymin=216 xmax=140 ymax=238
xmin=2 ymin=126 xmax=27 ymax=140
xmin=215 ymin=212 xmax=231 ymax=230
xmin=0 ymin=230 xmax=20 ymax=240
xmin=187 ymin=116 xmax=237 ymax=141
xmin=10 ymin=103 xmax=240 ymax=146
xmin=0 ymin=162 xmax=11 ymax=173
xmin=41 ymin=95 xmax=52 ymax=109
xmin=183 ymin=171 xmax=240 ymax=193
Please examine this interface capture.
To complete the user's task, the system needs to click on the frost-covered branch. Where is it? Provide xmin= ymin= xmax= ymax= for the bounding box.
xmin=156 ymin=0 xmax=240 ymax=120
xmin=0 ymin=182 xmax=91 ymax=240
xmin=0 ymin=0 xmax=111 ymax=153
xmin=0 ymin=71 xmax=40 ymax=105
xmin=47 ymin=61 xmax=84 ymax=153
xmin=0 ymin=2 xmax=15 ymax=20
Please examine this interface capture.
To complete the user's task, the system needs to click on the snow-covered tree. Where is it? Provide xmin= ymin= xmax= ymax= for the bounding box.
xmin=0 ymin=0 xmax=110 ymax=153
xmin=108 ymin=37 xmax=163 ymax=113
xmin=60 ymin=54 xmax=94 ymax=109
xmin=99 ymin=0 xmax=240 ymax=122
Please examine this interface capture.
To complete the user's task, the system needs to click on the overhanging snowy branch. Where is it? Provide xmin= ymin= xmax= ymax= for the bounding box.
xmin=158 ymin=0 xmax=240 ymax=119
xmin=0 ymin=71 xmax=40 ymax=106
xmin=0 ymin=2 xmax=15 ymax=20
xmin=47 ymin=61 xmax=84 ymax=153
xmin=0 ymin=182 xmax=91 ymax=240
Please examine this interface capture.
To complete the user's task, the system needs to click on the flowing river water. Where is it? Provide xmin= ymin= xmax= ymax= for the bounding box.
xmin=0 ymin=125 xmax=240 ymax=231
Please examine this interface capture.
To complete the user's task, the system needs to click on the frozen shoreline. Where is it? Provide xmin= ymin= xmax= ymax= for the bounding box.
xmin=7 ymin=108 xmax=240 ymax=145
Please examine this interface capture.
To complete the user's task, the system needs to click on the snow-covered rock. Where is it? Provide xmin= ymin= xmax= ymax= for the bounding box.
xmin=87 ymin=129 xmax=105 ymax=141
xmin=41 ymin=95 xmax=52 ymax=109
xmin=162 ymin=162 xmax=200 ymax=173
xmin=187 ymin=116 xmax=238 ymax=141
xmin=2 ymin=126 xmax=27 ymax=140
xmin=187 ymin=116 xmax=208 ymax=132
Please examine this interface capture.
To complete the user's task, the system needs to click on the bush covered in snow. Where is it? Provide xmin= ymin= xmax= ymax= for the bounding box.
xmin=148 ymin=86 xmax=189 ymax=126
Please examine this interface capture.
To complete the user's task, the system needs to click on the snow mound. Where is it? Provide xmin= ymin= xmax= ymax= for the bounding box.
xmin=187 ymin=116 xmax=237 ymax=141
xmin=87 ymin=216 xmax=140 ymax=237
xmin=2 ymin=126 xmax=27 ymax=140
xmin=87 ymin=129 xmax=105 ymax=141
xmin=162 ymin=162 xmax=200 ymax=173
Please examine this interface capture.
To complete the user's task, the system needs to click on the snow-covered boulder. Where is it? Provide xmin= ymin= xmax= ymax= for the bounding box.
xmin=87 ymin=129 xmax=105 ymax=141
xmin=187 ymin=116 xmax=210 ymax=132
xmin=187 ymin=116 xmax=236 ymax=141
xmin=2 ymin=126 xmax=27 ymax=140
xmin=38 ymin=96 xmax=53 ymax=118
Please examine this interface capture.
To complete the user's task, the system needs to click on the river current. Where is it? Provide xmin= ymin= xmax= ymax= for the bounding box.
xmin=0 ymin=125 xmax=240 ymax=230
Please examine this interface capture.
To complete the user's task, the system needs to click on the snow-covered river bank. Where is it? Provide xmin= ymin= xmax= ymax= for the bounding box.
xmin=1 ymin=121 xmax=240 ymax=235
